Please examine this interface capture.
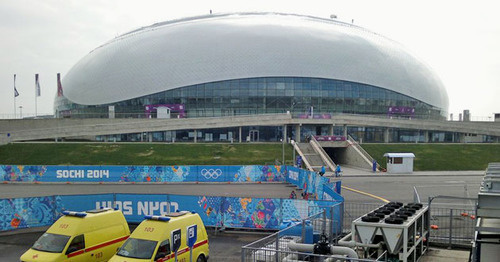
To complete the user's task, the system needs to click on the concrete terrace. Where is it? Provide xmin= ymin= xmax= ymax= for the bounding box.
xmin=1 ymin=113 xmax=499 ymax=144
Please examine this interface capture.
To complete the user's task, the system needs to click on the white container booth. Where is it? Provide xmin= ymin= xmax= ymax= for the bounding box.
xmin=383 ymin=153 xmax=415 ymax=174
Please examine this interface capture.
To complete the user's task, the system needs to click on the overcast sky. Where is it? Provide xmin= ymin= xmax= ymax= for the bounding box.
xmin=1 ymin=0 xmax=499 ymax=120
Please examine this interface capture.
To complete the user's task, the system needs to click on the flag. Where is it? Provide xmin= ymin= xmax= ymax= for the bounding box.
xmin=35 ymin=74 xmax=41 ymax=96
xmin=14 ymin=74 xmax=19 ymax=97
xmin=57 ymin=73 xmax=63 ymax=97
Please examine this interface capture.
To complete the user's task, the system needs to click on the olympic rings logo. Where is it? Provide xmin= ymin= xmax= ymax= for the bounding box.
xmin=201 ymin=169 xmax=222 ymax=179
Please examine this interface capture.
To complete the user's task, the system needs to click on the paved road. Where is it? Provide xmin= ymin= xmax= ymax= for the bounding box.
xmin=328 ymin=167 xmax=483 ymax=207
xmin=0 ymin=183 xmax=296 ymax=199
xmin=340 ymin=174 xmax=482 ymax=206
xmin=1 ymin=170 xmax=483 ymax=207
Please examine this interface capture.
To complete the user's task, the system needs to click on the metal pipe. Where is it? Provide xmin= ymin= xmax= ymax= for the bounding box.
xmin=337 ymin=233 xmax=383 ymax=248
xmin=288 ymin=241 xmax=314 ymax=252
xmin=329 ymin=246 xmax=359 ymax=259
xmin=288 ymin=241 xmax=359 ymax=259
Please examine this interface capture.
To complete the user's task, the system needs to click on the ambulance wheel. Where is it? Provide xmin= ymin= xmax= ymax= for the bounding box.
xmin=197 ymin=255 xmax=206 ymax=262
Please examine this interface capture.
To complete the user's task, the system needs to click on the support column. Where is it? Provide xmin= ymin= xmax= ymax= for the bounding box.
xmin=239 ymin=126 xmax=242 ymax=143
xmin=459 ymin=133 xmax=466 ymax=143
xmin=343 ymin=125 xmax=348 ymax=138
xmin=282 ymin=125 xmax=287 ymax=164
xmin=384 ymin=128 xmax=390 ymax=143
xmin=424 ymin=130 xmax=430 ymax=143
xmin=194 ymin=130 xmax=197 ymax=143
xmin=295 ymin=124 xmax=301 ymax=143
xmin=328 ymin=125 xmax=334 ymax=136
xmin=283 ymin=125 xmax=287 ymax=142
xmin=148 ymin=133 xmax=152 ymax=143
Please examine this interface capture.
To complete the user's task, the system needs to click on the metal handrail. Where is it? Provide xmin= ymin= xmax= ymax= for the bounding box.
xmin=291 ymin=140 xmax=314 ymax=171
xmin=347 ymin=135 xmax=381 ymax=170
xmin=310 ymin=136 xmax=336 ymax=172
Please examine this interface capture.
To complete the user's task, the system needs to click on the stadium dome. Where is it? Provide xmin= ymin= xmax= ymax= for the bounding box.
xmin=57 ymin=12 xmax=448 ymax=120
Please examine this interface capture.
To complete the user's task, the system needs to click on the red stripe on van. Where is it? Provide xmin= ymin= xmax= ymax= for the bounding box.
xmin=66 ymin=249 xmax=85 ymax=258
xmin=67 ymin=235 xmax=129 ymax=258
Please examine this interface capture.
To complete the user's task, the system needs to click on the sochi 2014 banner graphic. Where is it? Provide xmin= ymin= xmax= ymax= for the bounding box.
xmin=0 ymin=165 xmax=286 ymax=183
xmin=0 ymin=193 xmax=343 ymax=232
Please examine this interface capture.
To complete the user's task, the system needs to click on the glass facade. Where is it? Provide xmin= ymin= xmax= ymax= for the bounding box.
xmin=55 ymin=77 xmax=446 ymax=120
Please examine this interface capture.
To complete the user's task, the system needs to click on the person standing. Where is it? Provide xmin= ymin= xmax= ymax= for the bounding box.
xmin=335 ymin=164 xmax=342 ymax=177
xmin=319 ymin=166 xmax=325 ymax=176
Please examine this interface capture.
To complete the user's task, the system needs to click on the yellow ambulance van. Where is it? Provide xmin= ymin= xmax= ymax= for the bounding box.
xmin=20 ymin=208 xmax=130 ymax=262
xmin=109 ymin=211 xmax=209 ymax=262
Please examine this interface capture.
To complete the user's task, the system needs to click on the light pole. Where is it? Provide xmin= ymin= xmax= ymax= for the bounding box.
xmin=281 ymin=138 xmax=285 ymax=165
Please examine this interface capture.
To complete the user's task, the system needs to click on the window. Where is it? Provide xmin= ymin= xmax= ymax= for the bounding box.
xmin=156 ymin=239 xmax=171 ymax=259
xmin=117 ymin=238 xmax=157 ymax=259
xmin=66 ymin=234 xmax=85 ymax=254
xmin=393 ymin=157 xmax=403 ymax=164
xmin=32 ymin=233 xmax=70 ymax=253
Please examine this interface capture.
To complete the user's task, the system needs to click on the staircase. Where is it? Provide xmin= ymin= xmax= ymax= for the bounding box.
xmin=292 ymin=135 xmax=379 ymax=172
xmin=297 ymin=143 xmax=325 ymax=172
xmin=293 ymin=136 xmax=336 ymax=173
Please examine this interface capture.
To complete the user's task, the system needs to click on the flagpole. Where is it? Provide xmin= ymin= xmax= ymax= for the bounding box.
xmin=14 ymin=74 xmax=17 ymax=119
xmin=35 ymin=74 xmax=37 ymax=118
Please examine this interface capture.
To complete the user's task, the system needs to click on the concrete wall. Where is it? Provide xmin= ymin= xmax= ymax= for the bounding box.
xmin=333 ymin=146 xmax=372 ymax=170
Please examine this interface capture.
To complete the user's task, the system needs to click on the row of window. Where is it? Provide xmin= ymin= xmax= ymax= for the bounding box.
xmin=56 ymin=77 xmax=446 ymax=120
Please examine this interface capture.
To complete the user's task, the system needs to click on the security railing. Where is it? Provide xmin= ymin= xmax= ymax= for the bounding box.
xmin=241 ymin=208 xmax=387 ymax=262
xmin=427 ymin=196 xmax=478 ymax=248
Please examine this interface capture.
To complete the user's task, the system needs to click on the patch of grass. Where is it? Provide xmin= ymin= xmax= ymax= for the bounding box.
xmin=0 ymin=143 xmax=294 ymax=166
xmin=361 ymin=144 xmax=500 ymax=171
xmin=1 ymin=143 xmax=498 ymax=170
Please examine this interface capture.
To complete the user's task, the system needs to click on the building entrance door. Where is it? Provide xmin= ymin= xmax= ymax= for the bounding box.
xmin=249 ymin=130 xmax=259 ymax=142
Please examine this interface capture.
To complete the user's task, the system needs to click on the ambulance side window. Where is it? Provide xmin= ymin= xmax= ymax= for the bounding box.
xmin=156 ymin=239 xmax=170 ymax=260
xmin=66 ymin=234 xmax=85 ymax=254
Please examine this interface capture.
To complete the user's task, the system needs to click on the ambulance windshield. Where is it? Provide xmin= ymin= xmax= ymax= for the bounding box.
xmin=117 ymin=238 xmax=157 ymax=259
xmin=32 ymin=233 xmax=70 ymax=253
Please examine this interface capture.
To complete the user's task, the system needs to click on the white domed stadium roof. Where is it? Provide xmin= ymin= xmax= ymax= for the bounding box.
xmin=62 ymin=12 xmax=448 ymax=110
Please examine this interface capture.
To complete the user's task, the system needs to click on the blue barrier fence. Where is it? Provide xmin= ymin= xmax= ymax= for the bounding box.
xmin=0 ymin=165 xmax=342 ymax=201
xmin=0 ymin=165 xmax=288 ymax=183
xmin=0 ymin=165 xmax=343 ymax=232
xmin=0 ymin=194 xmax=343 ymax=233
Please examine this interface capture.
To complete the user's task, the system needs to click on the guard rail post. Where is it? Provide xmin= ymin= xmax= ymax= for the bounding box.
xmin=275 ymin=230 xmax=280 ymax=262
xmin=302 ymin=219 xmax=306 ymax=244
xmin=322 ymin=209 xmax=327 ymax=236
xmin=330 ymin=206 xmax=334 ymax=244
xmin=448 ymin=209 xmax=453 ymax=249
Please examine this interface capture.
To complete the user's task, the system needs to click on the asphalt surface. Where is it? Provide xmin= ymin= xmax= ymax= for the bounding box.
xmin=1 ymin=226 xmax=267 ymax=262
xmin=334 ymin=167 xmax=483 ymax=208
xmin=0 ymin=183 xmax=295 ymax=199
xmin=0 ymin=169 xmax=483 ymax=206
